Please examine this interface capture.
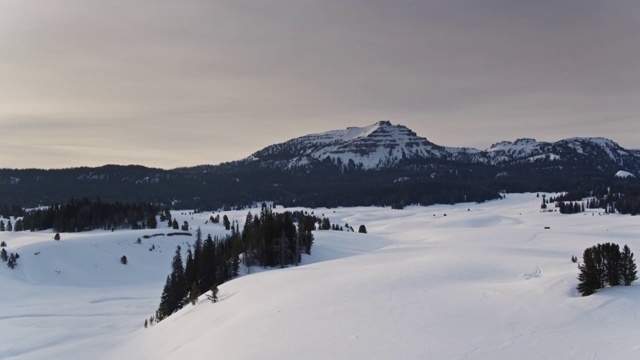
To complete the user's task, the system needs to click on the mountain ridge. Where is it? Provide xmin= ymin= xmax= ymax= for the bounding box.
xmin=1 ymin=121 xmax=639 ymax=209
xmin=241 ymin=121 xmax=640 ymax=172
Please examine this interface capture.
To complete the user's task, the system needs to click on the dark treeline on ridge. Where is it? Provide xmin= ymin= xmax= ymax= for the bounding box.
xmin=551 ymin=182 xmax=640 ymax=215
xmin=0 ymin=165 xmax=501 ymax=210
xmin=155 ymin=204 xmax=316 ymax=322
xmin=19 ymin=198 xmax=164 ymax=232
xmin=2 ymin=160 xmax=639 ymax=211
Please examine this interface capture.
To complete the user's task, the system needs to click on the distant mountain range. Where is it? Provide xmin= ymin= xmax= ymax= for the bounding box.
xmin=240 ymin=121 xmax=640 ymax=172
xmin=1 ymin=121 xmax=638 ymax=210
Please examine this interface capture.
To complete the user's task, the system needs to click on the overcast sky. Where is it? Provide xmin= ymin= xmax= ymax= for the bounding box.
xmin=1 ymin=0 xmax=639 ymax=169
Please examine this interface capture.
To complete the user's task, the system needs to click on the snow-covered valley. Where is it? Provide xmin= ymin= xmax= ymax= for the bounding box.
xmin=1 ymin=194 xmax=639 ymax=359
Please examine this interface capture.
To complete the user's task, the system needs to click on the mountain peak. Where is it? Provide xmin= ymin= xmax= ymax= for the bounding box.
xmin=246 ymin=121 xmax=440 ymax=170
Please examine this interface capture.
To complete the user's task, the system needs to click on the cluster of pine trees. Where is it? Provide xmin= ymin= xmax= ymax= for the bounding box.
xmin=0 ymin=219 xmax=23 ymax=232
xmin=155 ymin=205 xmax=317 ymax=322
xmin=155 ymin=229 xmax=240 ymax=322
xmin=19 ymin=198 xmax=164 ymax=232
xmin=557 ymin=201 xmax=585 ymax=214
xmin=0 ymin=242 xmax=19 ymax=269
xmin=577 ymin=243 xmax=638 ymax=296
xmin=613 ymin=195 xmax=640 ymax=215
xmin=241 ymin=205 xmax=315 ymax=268
xmin=552 ymin=183 xmax=640 ymax=215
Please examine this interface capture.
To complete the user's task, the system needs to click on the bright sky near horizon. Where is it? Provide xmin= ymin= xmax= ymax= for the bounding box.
xmin=1 ymin=0 xmax=639 ymax=169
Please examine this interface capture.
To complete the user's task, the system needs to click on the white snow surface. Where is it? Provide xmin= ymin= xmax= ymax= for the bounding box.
xmin=615 ymin=170 xmax=636 ymax=178
xmin=2 ymin=195 xmax=640 ymax=359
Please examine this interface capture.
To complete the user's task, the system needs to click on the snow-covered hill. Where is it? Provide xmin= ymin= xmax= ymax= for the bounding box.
xmin=2 ymin=195 xmax=640 ymax=359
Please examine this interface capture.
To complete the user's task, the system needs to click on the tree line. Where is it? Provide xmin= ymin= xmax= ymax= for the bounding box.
xmin=552 ymin=182 xmax=640 ymax=215
xmin=19 ymin=198 xmax=163 ymax=232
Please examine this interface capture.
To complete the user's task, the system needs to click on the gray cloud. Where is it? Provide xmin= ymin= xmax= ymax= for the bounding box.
xmin=1 ymin=0 xmax=639 ymax=168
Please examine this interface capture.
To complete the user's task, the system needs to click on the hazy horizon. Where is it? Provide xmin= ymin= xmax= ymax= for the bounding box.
xmin=2 ymin=0 xmax=639 ymax=169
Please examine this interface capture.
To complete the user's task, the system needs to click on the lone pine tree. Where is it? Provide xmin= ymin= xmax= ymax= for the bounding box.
xmin=621 ymin=245 xmax=638 ymax=286
xmin=189 ymin=282 xmax=200 ymax=305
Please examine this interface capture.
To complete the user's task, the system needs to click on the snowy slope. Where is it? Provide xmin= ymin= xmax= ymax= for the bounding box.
xmin=3 ymin=197 xmax=640 ymax=359
xmin=0 ymin=212 xmax=234 ymax=359
xmin=107 ymin=196 xmax=640 ymax=360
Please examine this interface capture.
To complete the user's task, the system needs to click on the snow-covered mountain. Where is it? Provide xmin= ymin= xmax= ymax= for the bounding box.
xmin=242 ymin=121 xmax=460 ymax=170
xmin=1 ymin=121 xmax=638 ymax=210
xmin=485 ymin=137 xmax=638 ymax=167
xmin=241 ymin=121 xmax=640 ymax=174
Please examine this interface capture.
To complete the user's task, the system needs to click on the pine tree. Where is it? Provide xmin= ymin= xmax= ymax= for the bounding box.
xmin=189 ymin=282 xmax=200 ymax=305
xmin=321 ymin=218 xmax=331 ymax=230
xmin=6 ymin=220 xmax=11 ymax=232
xmin=577 ymin=248 xmax=600 ymax=296
xmin=229 ymin=226 xmax=240 ymax=277
xmin=14 ymin=219 xmax=23 ymax=232
xmin=8 ymin=253 xmax=18 ymax=268
xmin=146 ymin=214 xmax=157 ymax=229
xmin=358 ymin=225 xmax=367 ymax=233
xmin=193 ymin=227 xmax=203 ymax=270
xmin=54 ymin=233 xmax=61 ymax=241
xmin=184 ymin=249 xmax=197 ymax=292
xmin=621 ymin=245 xmax=638 ymax=286
xmin=170 ymin=246 xmax=187 ymax=300
xmin=223 ymin=215 xmax=230 ymax=230
xmin=207 ymin=284 xmax=219 ymax=303
xmin=156 ymin=246 xmax=188 ymax=322
xmin=0 ymin=248 xmax=7 ymax=262
xmin=0 ymin=220 xmax=4 ymax=231
xmin=120 ymin=255 xmax=128 ymax=265
xmin=603 ymin=243 xmax=622 ymax=286
xmin=164 ymin=209 xmax=172 ymax=224
xmin=156 ymin=275 xmax=172 ymax=321
xmin=298 ymin=215 xmax=315 ymax=255
xmin=198 ymin=235 xmax=216 ymax=293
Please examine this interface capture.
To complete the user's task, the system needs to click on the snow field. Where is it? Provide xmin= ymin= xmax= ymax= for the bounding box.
xmin=1 ymin=194 xmax=639 ymax=359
